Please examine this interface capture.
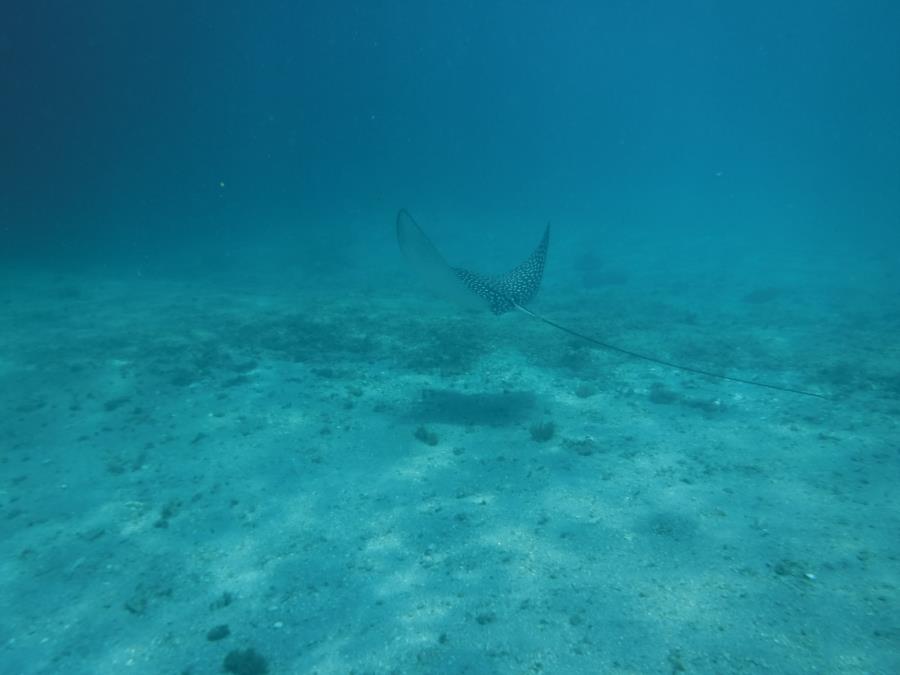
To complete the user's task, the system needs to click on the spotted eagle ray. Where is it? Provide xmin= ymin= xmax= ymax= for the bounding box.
xmin=396 ymin=209 xmax=826 ymax=399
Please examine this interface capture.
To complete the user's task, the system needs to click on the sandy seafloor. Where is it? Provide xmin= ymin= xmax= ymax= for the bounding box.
xmin=1 ymin=257 xmax=898 ymax=675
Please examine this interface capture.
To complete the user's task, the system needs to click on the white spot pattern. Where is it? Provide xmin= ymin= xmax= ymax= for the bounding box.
xmin=452 ymin=224 xmax=549 ymax=315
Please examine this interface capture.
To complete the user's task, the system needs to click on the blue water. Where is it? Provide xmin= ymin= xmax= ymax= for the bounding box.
xmin=2 ymin=2 xmax=899 ymax=674
xmin=4 ymin=2 xmax=899 ymax=274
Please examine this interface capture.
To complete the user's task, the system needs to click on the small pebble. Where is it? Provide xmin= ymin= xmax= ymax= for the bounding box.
xmin=207 ymin=624 xmax=231 ymax=641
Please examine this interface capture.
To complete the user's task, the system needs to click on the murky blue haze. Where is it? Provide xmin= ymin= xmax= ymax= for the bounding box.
xmin=4 ymin=2 xmax=898 ymax=279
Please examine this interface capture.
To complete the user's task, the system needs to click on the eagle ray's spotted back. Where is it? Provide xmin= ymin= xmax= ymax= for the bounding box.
xmin=452 ymin=224 xmax=550 ymax=315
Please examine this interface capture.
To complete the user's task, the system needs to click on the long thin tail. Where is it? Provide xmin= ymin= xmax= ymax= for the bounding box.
xmin=514 ymin=304 xmax=828 ymax=400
